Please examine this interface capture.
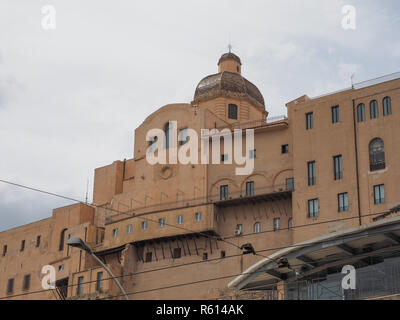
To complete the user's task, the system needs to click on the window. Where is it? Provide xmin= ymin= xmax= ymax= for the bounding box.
xmin=221 ymin=251 xmax=226 ymax=258
xmin=221 ymin=154 xmax=228 ymax=162
xmin=126 ymin=225 xmax=133 ymax=234
xmin=96 ymin=272 xmax=103 ymax=291
xmin=22 ymin=274 xmax=30 ymax=291
xmin=281 ymin=144 xmax=289 ymax=154
xmin=235 ymin=224 xmax=243 ymax=235
xmin=228 ymin=104 xmax=238 ymax=119
xmin=357 ymin=103 xmax=366 ymax=122
xmin=246 ymin=181 xmax=254 ymax=197
xmin=149 ymin=136 xmax=158 ymax=153
xmin=195 ymin=212 xmax=202 ymax=222
xmin=308 ymin=199 xmax=319 ymax=218
xmin=333 ymin=155 xmax=343 ymax=181
xmin=254 ymin=222 xmax=261 ymax=234
xmin=288 ymin=218 xmax=293 ymax=230
xmin=307 ymin=161 xmax=316 ymax=186
xmin=59 ymin=228 xmax=67 ymax=251
xmin=331 ymin=105 xmax=340 ymax=123
xmin=202 ymin=252 xmax=208 ymax=260
xmin=112 ymin=229 xmax=118 ymax=238
xmin=220 ymin=185 xmax=229 ymax=200
xmin=383 ymin=97 xmax=392 ymax=116
xmin=164 ymin=122 xmax=173 ymax=149
xmin=374 ymin=184 xmax=385 ymax=205
xmin=173 ymin=248 xmax=181 ymax=259
xmin=145 ymin=252 xmax=153 ymax=263
xmin=7 ymin=278 xmax=14 ymax=294
xmin=3 ymin=245 xmax=7 ymax=257
xmin=158 ymin=218 xmax=166 ymax=227
xmin=286 ymin=178 xmax=294 ymax=191
xmin=369 ymin=138 xmax=385 ymax=171
xmin=20 ymin=240 xmax=25 ymax=252
xmin=338 ymin=193 xmax=349 ymax=212
xmin=370 ymin=100 xmax=379 ymax=119
xmin=36 ymin=235 xmax=41 ymax=248
xmin=179 ymin=128 xmax=189 ymax=145
xmin=306 ymin=112 xmax=314 ymax=130
xmin=77 ymin=277 xmax=84 ymax=296
xmin=58 ymin=265 xmax=64 ymax=271
xmin=249 ymin=149 xmax=256 ymax=159
xmin=141 ymin=221 xmax=148 ymax=230
xmin=273 ymin=218 xmax=280 ymax=231
xmin=177 ymin=215 xmax=184 ymax=225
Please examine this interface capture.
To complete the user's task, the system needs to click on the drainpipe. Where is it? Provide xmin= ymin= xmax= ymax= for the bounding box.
xmin=352 ymin=98 xmax=362 ymax=226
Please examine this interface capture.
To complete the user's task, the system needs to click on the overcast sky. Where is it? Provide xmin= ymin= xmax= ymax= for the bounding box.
xmin=0 ymin=0 xmax=399 ymax=231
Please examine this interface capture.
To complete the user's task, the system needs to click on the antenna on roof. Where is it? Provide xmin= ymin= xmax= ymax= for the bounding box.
xmin=228 ymin=43 xmax=232 ymax=53
xmin=85 ymin=178 xmax=89 ymax=204
xmin=351 ymin=73 xmax=355 ymax=89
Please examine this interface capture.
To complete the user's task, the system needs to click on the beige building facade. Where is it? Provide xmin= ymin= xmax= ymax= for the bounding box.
xmin=1 ymin=52 xmax=399 ymax=300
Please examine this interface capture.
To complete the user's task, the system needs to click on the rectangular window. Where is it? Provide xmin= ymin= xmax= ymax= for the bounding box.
xmin=306 ymin=112 xmax=314 ymax=130
xmin=36 ymin=235 xmax=41 ymax=248
xmin=96 ymin=272 xmax=103 ymax=291
xmin=249 ymin=149 xmax=256 ymax=159
xmin=331 ymin=105 xmax=340 ymax=123
xmin=145 ymin=252 xmax=152 ymax=263
xmin=202 ymin=252 xmax=208 ymax=260
xmin=7 ymin=278 xmax=14 ymax=294
xmin=177 ymin=215 xmax=184 ymax=225
xmin=273 ymin=218 xmax=280 ymax=232
xmin=126 ymin=225 xmax=132 ymax=234
xmin=307 ymin=161 xmax=316 ymax=186
xmin=220 ymin=185 xmax=229 ymax=200
xmin=338 ymin=193 xmax=349 ymax=212
xmin=235 ymin=224 xmax=243 ymax=235
xmin=281 ymin=144 xmax=289 ymax=154
xmin=141 ymin=221 xmax=148 ymax=230
xmin=333 ymin=155 xmax=343 ymax=181
xmin=20 ymin=240 xmax=25 ymax=252
xmin=246 ymin=181 xmax=254 ymax=196
xmin=286 ymin=178 xmax=294 ymax=191
xmin=228 ymin=104 xmax=238 ymax=119
xmin=374 ymin=184 xmax=385 ymax=205
xmin=77 ymin=277 xmax=84 ymax=296
xmin=308 ymin=199 xmax=319 ymax=218
xmin=357 ymin=103 xmax=366 ymax=122
xmin=23 ymin=274 xmax=31 ymax=291
xmin=173 ymin=248 xmax=181 ymax=259
xmin=158 ymin=218 xmax=166 ymax=227
xmin=195 ymin=212 xmax=202 ymax=222
xmin=3 ymin=245 xmax=7 ymax=256
xmin=221 ymin=251 xmax=226 ymax=258
xmin=112 ymin=229 xmax=118 ymax=238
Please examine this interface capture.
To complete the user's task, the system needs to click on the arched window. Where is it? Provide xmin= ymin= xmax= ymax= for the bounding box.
xmin=59 ymin=228 xmax=67 ymax=251
xmin=357 ymin=103 xmax=365 ymax=122
xmin=383 ymin=97 xmax=392 ymax=116
xmin=369 ymin=138 xmax=385 ymax=171
xmin=164 ymin=122 xmax=173 ymax=149
xmin=370 ymin=100 xmax=379 ymax=119
xmin=254 ymin=222 xmax=261 ymax=234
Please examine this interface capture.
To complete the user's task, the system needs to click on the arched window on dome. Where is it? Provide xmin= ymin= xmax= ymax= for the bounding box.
xmin=228 ymin=104 xmax=238 ymax=120
xmin=369 ymin=138 xmax=385 ymax=171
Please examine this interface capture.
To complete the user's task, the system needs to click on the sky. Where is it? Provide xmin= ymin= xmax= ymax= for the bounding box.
xmin=0 ymin=0 xmax=399 ymax=231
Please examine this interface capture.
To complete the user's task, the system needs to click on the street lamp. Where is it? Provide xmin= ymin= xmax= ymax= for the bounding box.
xmin=67 ymin=236 xmax=129 ymax=300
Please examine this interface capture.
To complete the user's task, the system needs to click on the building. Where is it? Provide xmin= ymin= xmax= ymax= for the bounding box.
xmin=1 ymin=52 xmax=400 ymax=300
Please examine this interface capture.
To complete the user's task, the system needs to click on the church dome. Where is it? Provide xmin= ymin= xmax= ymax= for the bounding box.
xmin=193 ymin=52 xmax=265 ymax=110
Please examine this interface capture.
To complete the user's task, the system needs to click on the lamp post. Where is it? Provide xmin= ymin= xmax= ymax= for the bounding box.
xmin=67 ymin=236 xmax=129 ymax=300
